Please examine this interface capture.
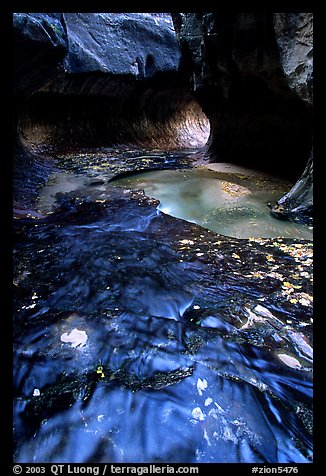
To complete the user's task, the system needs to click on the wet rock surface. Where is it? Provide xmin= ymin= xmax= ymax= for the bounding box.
xmin=271 ymin=152 xmax=313 ymax=225
xmin=271 ymin=14 xmax=313 ymax=223
xmin=274 ymin=13 xmax=313 ymax=106
xmin=13 ymin=149 xmax=312 ymax=463
xmin=13 ymin=13 xmax=180 ymax=96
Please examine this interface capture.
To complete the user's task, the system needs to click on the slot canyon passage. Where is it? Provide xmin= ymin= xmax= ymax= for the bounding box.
xmin=13 ymin=13 xmax=313 ymax=463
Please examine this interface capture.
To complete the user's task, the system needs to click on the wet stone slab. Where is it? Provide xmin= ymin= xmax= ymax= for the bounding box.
xmin=13 ymin=180 xmax=313 ymax=463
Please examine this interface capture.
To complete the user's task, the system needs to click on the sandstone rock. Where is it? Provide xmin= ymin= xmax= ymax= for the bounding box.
xmin=62 ymin=13 xmax=181 ymax=79
xmin=13 ymin=13 xmax=181 ymax=97
xmin=13 ymin=13 xmax=207 ymax=160
xmin=274 ymin=13 xmax=313 ymax=106
xmin=13 ymin=13 xmax=67 ymax=96
xmin=172 ymin=13 xmax=313 ymax=223
xmin=271 ymin=14 xmax=313 ymax=222
xmin=271 ymin=151 xmax=313 ymax=223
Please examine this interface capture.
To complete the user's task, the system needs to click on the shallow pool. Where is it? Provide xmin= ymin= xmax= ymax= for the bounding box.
xmin=112 ymin=167 xmax=313 ymax=240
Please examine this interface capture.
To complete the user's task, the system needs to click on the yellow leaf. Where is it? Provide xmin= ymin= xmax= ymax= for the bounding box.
xmin=283 ymin=282 xmax=292 ymax=288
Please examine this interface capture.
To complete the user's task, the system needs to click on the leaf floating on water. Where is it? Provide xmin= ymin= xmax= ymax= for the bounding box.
xmin=96 ymin=365 xmax=105 ymax=378
xmin=197 ymin=378 xmax=208 ymax=395
xmin=60 ymin=328 xmax=88 ymax=348
xmin=192 ymin=407 xmax=206 ymax=421
xmin=204 ymin=397 xmax=213 ymax=407
xmin=251 ymin=271 xmax=264 ymax=279
xmin=283 ymin=282 xmax=292 ymax=288
xmin=278 ymin=353 xmax=302 ymax=369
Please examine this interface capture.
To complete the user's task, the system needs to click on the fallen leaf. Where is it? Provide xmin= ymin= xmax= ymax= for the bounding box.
xmin=61 ymin=328 xmax=88 ymax=348
xmin=197 ymin=378 xmax=208 ymax=396
xmin=278 ymin=353 xmax=301 ymax=369
xmin=192 ymin=407 xmax=206 ymax=421
xmin=283 ymin=282 xmax=292 ymax=288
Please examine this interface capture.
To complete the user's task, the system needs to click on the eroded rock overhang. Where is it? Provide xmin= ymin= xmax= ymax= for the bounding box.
xmin=14 ymin=13 xmax=210 ymax=152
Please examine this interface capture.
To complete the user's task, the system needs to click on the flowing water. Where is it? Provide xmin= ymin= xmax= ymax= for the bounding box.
xmin=13 ymin=149 xmax=313 ymax=463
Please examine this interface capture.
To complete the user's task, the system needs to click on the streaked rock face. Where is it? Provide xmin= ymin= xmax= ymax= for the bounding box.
xmin=62 ymin=13 xmax=181 ymax=78
xmin=13 ymin=13 xmax=67 ymax=96
xmin=270 ymin=14 xmax=313 ymax=223
xmin=13 ymin=13 xmax=181 ymax=95
xmin=274 ymin=13 xmax=313 ymax=106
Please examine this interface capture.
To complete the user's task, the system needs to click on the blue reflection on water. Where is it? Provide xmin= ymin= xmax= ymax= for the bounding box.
xmin=13 ymin=190 xmax=312 ymax=463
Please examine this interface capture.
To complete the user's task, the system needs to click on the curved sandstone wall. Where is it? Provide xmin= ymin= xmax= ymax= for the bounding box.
xmin=15 ymin=13 xmax=209 ymax=151
xmin=13 ymin=12 xmax=313 ymax=222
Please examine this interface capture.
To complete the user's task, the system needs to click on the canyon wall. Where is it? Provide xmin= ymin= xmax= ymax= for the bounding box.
xmin=13 ymin=12 xmax=313 ymax=222
xmin=14 ymin=13 xmax=209 ymax=152
xmin=13 ymin=13 xmax=209 ymax=206
xmin=172 ymin=13 xmax=313 ymax=222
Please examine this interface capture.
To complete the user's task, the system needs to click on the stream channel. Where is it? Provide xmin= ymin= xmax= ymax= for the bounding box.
xmin=13 ymin=148 xmax=313 ymax=463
